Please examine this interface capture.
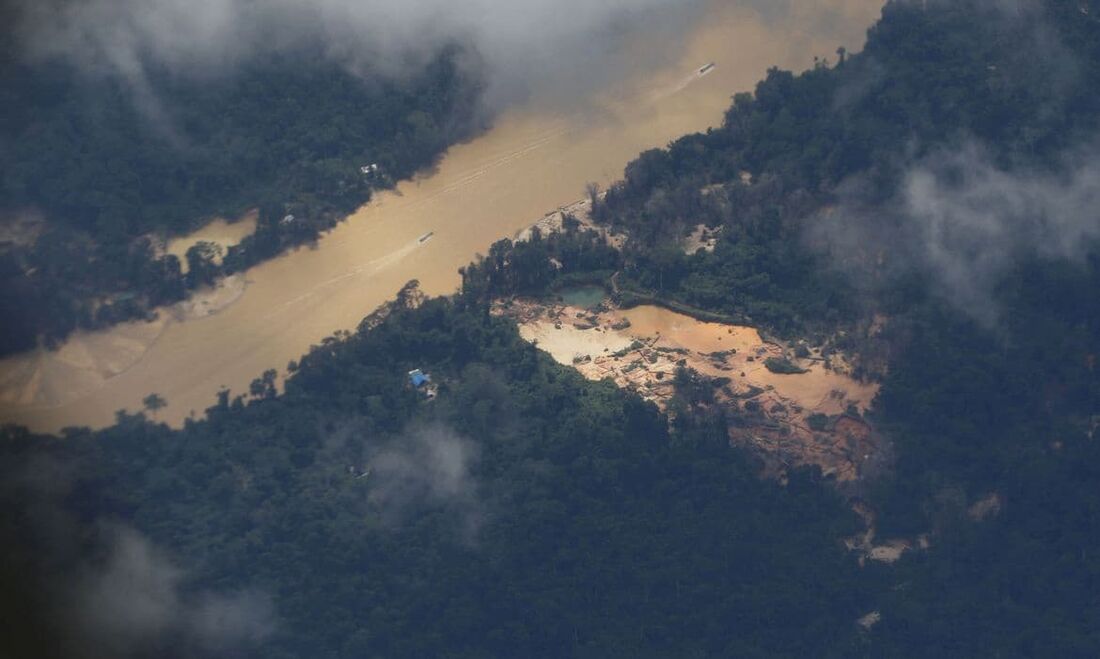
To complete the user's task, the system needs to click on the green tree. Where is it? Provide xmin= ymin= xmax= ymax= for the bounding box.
xmin=184 ymin=241 xmax=224 ymax=289
xmin=141 ymin=393 xmax=167 ymax=418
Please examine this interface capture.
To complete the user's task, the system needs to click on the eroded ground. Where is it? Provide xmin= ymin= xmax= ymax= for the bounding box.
xmin=496 ymin=297 xmax=880 ymax=481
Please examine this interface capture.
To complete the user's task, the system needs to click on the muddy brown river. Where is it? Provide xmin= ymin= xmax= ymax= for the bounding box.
xmin=0 ymin=1 xmax=882 ymax=432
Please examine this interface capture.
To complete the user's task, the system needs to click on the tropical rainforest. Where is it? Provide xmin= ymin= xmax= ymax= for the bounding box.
xmin=3 ymin=0 xmax=1100 ymax=657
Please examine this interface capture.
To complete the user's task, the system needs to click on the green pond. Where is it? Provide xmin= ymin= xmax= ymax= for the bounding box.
xmin=559 ymin=285 xmax=606 ymax=309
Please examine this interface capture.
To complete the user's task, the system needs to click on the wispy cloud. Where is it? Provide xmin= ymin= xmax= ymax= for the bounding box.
xmin=814 ymin=140 xmax=1100 ymax=325
xmin=367 ymin=423 xmax=484 ymax=542
xmin=0 ymin=450 xmax=274 ymax=659
xmin=72 ymin=525 xmax=275 ymax=657
xmin=9 ymin=0 xmax=713 ymax=109
xmin=809 ymin=0 xmax=1099 ymax=324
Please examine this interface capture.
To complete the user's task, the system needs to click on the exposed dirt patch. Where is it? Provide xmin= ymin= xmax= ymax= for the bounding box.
xmin=496 ymin=297 xmax=881 ymax=481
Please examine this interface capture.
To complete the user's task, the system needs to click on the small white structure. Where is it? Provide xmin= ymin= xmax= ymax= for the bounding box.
xmin=360 ymin=163 xmax=380 ymax=175
xmin=281 ymin=214 xmax=296 ymax=225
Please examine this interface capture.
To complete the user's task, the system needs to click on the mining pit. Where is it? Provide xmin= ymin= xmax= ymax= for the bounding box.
xmin=495 ymin=297 xmax=880 ymax=481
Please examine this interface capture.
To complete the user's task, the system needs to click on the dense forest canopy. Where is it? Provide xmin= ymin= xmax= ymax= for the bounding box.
xmin=4 ymin=0 xmax=1100 ymax=657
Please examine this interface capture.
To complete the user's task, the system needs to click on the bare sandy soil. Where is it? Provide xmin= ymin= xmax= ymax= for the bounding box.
xmin=518 ymin=320 xmax=635 ymax=363
xmin=497 ymin=298 xmax=881 ymax=481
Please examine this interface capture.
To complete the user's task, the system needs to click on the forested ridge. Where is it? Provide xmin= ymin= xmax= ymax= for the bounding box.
xmin=4 ymin=0 xmax=1100 ymax=657
xmin=0 ymin=38 xmax=484 ymax=356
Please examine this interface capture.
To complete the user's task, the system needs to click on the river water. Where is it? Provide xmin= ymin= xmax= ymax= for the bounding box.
xmin=0 ymin=1 xmax=882 ymax=432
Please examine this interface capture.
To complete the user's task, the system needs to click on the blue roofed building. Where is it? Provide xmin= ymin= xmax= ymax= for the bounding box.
xmin=408 ymin=369 xmax=431 ymax=388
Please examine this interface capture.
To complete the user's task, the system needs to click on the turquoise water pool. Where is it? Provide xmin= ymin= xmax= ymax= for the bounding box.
xmin=559 ymin=285 xmax=606 ymax=309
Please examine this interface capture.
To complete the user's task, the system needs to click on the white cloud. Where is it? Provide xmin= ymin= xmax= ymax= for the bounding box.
xmin=814 ymin=141 xmax=1100 ymax=324
xmin=368 ymin=423 xmax=484 ymax=541
xmin=73 ymin=525 xmax=275 ymax=657
xmin=11 ymin=0 xmax=710 ymax=106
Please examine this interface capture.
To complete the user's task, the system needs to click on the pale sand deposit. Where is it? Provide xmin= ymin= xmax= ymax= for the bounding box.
xmin=500 ymin=300 xmax=881 ymax=481
xmin=518 ymin=323 xmax=634 ymax=365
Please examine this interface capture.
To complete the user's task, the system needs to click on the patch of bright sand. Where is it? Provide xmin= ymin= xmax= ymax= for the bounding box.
xmin=502 ymin=299 xmax=881 ymax=480
xmin=620 ymin=305 xmax=876 ymax=413
xmin=518 ymin=322 xmax=633 ymax=364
